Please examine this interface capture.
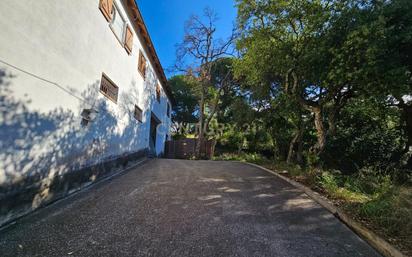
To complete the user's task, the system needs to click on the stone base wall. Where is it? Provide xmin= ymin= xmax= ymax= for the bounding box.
xmin=0 ymin=149 xmax=148 ymax=228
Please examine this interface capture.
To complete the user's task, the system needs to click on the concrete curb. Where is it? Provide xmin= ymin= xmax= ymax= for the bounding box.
xmin=243 ymin=161 xmax=406 ymax=257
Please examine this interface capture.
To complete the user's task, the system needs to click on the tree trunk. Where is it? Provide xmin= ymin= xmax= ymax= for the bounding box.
xmin=270 ymin=135 xmax=279 ymax=161
xmin=203 ymin=92 xmax=221 ymax=140
xmin=296 ymin=135 xmax=303 ymax=164
xmin=327 ymin=108 xmax=337 ymax=137
xmin=296 ymin=121 xmax=304 ymax=164
xmin=287 ymin=132 xmax=299 ymax=164
xmin=195 ymin=87 xmax=206 ymax=158
xmin=287 ymin=119 xmax=304 ymax=164
xmin=311 ymin=108 xmax=326 ymax=155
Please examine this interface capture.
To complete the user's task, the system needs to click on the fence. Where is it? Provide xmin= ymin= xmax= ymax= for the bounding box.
xmin=164 ymin=138 xmax=215 ymax=159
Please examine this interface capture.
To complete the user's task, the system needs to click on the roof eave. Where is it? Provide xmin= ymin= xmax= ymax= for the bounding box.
xmin=124 ymin=0 xmax=175 ymax=106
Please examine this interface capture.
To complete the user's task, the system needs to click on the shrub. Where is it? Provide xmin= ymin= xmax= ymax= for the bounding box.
xmin=356 ymin=187 xmax=412 ymax=242
xmin=213 ymin=152 xmax=269 ymax=164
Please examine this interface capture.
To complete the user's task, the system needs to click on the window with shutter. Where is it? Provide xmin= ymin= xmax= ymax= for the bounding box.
xmin=138 ymin=50 xmax=147 ymax=79
xmin=134 ymin=105 xmax=143 ymax=122
xmin=156 ymin=84 xmax=161 ymax=103
xmin=99 ymin=0 xmax=114 ymax=22
xmin=124 ymin=25 xmax=133 ymax=54
xmin=100 ymin=73 xmax=119 ymax=103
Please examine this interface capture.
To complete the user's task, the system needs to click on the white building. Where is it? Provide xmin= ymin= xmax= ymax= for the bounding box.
xmin=0 ymin=0 xmax=173 ymax=226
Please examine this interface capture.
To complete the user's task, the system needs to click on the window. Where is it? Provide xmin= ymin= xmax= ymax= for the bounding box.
xmin=134 ymin=105 xmax=143 ymax=122
xmin=156 ymin=84 xmax=161 ymax=103
xmin=100 ymin=0 xmax=133 ymax=54
xmin=110 ymin=3 xmax=126 ymax=44
xmin=167 ymin=103 xmax=171 ymax=117
xmin=138 ymin=50 xmax=147 ymax=79
xmin=100 ymin=73 xmax=119 ymax=103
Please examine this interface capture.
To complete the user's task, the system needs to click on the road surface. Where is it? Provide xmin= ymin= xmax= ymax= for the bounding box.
xmin=0 ymin=159 xmax=381 ymax=257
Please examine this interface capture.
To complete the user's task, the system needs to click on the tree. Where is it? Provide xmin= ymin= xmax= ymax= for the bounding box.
xmin=175 ymin=8 xmax=236 ymax=158
xmin=371 ymin=0 xmax=412 ymax=166
xmin=235 ymin=0 xmax=384 ymax=159
xmin=168 ymin=75 xmax=198 ymax=124
xmin=168 ymin=75 xmax=198 ymax=138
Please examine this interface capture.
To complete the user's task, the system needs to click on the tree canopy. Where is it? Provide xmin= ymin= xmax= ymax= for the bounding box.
xmin=169 ymin=0 xmax=412 ymax=172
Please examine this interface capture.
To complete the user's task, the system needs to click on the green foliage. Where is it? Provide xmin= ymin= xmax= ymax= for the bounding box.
xmin=306 ymin=151 xmax=320 ymax=167
xmin=213 ymin=152 xmax=268 ymax=164
xmin=267 ymin=161 xmax=305 ymax=177
xmin=310 ymin=167 xmax=411 ymax=246
xmin=318 ymin=171 xmax=339 ymax=193
xmin=324 ymin=98 xmax=402 ymax=172
xmin=217 ymin=125 xmax=245 ymax=152
xmin=232 ymin=0 xmax=412 ymax=172
xmin=370 ymin=0 xmax=412 ymax=99
xmin=356 ymin=187 xmax=412 ymax=242
xmin=168 ymin=75 xmax=198 ymax=124
xmin=309 ymin=166 xmax=411 ymax=246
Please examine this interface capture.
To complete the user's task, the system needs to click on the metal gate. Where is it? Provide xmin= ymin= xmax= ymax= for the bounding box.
xmin=164 ymin=139 xmax=215 ymax=159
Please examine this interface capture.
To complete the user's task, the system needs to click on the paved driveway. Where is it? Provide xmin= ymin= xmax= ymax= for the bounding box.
xmin=0 ymin=159 xmax=380 ymax=257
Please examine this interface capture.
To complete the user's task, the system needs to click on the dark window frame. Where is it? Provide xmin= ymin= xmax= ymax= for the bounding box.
xmin=99 ymin=73 xmax=119 ymax=103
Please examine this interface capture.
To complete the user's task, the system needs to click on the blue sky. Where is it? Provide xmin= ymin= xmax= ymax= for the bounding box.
xmin=137 ymin=0 xmax=237 ymax=78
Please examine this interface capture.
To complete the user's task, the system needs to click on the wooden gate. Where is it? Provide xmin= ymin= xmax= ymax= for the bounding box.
xmin=164 ymin=139 xmax=215 ymax=159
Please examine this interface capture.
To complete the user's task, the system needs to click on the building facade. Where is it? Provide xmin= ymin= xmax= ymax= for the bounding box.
xmin=0 ymin=0 xmax=172 ymax=226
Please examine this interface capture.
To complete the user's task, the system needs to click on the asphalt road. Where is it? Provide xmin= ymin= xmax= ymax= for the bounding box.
xmin=0 ymin=159 xmax=381 ymax=257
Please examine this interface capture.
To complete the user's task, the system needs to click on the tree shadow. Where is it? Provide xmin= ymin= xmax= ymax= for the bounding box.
xmin=0 ymin=67 xmax=150 ymax=226
xmin=142 ymin=65 xmax=169 ymax=155
xmin=190 ymin=161 xmax=381 ymax=256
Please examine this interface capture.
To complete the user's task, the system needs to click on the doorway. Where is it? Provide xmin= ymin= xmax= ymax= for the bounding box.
xmin=149 ymin=112 xmax=161 ymax=155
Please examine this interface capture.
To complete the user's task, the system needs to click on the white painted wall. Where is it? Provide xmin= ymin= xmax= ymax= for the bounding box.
xmin=0 ymin=0 xmax=171 ymax=186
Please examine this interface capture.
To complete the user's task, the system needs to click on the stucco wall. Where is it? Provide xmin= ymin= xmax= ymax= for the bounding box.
xmin=0 ymin=0 xmax=171 ymax=191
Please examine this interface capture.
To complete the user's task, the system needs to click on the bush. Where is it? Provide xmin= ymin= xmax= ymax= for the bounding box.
xmin=323 ymin=98 xmax=402 ymax=173
xmin=318 ymin=171 xmax=339 ymax=192
xmin=311 ymin=167 xmax=411 ymax=251
xmin=213 ymin=152 xmax=268 ymax=164
xmin=316 ymin=170 xmax=370 ymax=203
xmin=356 ymin=187 xmax=412 ymax=244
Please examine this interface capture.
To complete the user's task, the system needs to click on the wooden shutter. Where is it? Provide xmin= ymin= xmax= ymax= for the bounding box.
xmin=124 ymin=25 xmax=133 ymax=54
xmin=138 ymin=51 xmax=146 ymax=79
xmin=156 ymin=84 xmax=161 ymax=103
xmin=134 ymin=105 xmax=143 ymax=122
xmin=99 ymin=0 xmax=114 ymax=22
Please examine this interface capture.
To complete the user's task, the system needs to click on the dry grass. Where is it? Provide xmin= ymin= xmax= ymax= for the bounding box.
xmin=259 ymin=160 xmax=412 ymax=256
